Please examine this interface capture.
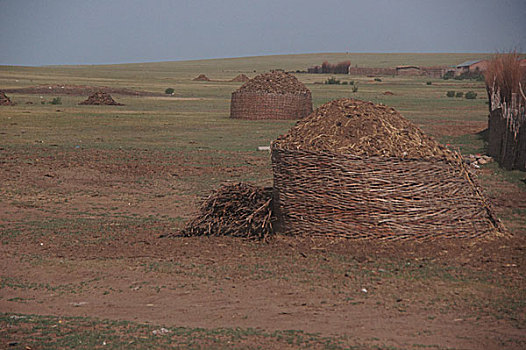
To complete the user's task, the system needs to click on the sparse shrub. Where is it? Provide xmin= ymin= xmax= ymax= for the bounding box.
xmin=426 ymin=81 xmax=432 ymax=85
xmin=165 ymin=88 xmax=175 ymax=95
xmin=325 ymin=77 xmax=341 ymax=85
xmin=49 ymin=97 xmax=61 ymax=105
xmin=40 ymin=100 xmax=46 ymax=105
xmin=352 ymin=85 xmax=359 ymax=93
xmin=446 ymin=91 xmax=455 ymax=97
xmin=442 ymin=71 xmax=454 ymax=80
xmin=455 ymin=92 xmax=464 ymax=98
xmin=374 ymin=78 xmax=382 ymax=82
xmin=309 ymin=61 xmax=351 ymax=74
xmin=454 ymin=71 xmax=484 ymax=81
xmin=349 ymin=80 xmax=355 ymax=85
xmin=342 ymin=81 xmax=348 ymax=85
xmin=465 ymin=91 xmax=477 ymax=99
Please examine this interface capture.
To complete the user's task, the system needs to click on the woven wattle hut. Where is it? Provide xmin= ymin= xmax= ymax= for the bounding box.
xmin=271 ymin=98 xmax=504 ymax=240
xmin=230 ymin=71 xmax=312 ymax=120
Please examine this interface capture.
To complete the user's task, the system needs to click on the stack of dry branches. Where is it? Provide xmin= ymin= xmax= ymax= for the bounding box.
xmin=181 ymin=183 xmax=273 ymax=240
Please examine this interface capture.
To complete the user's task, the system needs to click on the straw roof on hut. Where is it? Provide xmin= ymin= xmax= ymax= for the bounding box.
xmin=230 ymin=71 xmax=312 ymax=120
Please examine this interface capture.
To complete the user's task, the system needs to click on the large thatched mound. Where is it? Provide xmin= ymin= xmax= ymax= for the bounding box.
xmin=79 ymin=92 xmax=124 ymax=106
xmin=271 ymin=98 xmax=505 ymax=240
xmin=275 ymin=99 xmax=453 ymax=160
xmin=230 ymin=71 xmax=312 ymax=120
xmin=181 ymin=183 xmax=273 ymax=240
xmin=0 ymin=91 xmax=15 ymax=106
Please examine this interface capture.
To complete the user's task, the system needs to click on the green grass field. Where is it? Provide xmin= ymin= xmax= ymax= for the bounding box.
xmin=1 ymin=53 xmax=525 ymax=349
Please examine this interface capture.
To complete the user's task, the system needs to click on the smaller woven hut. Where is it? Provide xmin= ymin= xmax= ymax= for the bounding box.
xmin=0 ymin=91 xmax=15 ymax=106
xmin=271 ymin=98 xmax=504 ymax=240
xmin=79 ymin=92 xmax=123 ymax=106
xmin=230 ymin=71 xmax=312 ymax=120
xmin=193 ymin=74 xmax=211 ymax=81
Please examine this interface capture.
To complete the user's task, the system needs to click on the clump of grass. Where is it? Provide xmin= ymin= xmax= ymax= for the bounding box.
xmin=465 ymin=91 xmax=477 ymax=99
xmin=325 ymin=77 xmax=341 ymax=85
xmin=484 ymin=51 xmax=526 ymax=104
xmin=446 ymin=91 xmax=455 ymax=98
xmin=456 ymin=91 xmax=464 ymax=98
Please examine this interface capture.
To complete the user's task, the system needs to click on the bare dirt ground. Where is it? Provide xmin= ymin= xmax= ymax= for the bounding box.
xmin=1 ymin=138 xmax=525 ymax=349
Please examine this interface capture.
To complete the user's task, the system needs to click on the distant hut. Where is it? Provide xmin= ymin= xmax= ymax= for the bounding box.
xmin=396 ymin=65 xmax=422 ymax=76
xmin=79 ymin=92 xmax=123 ymax=105
xmin=231 ymin=74 xmax=250 ymax=82
xmin=456 ymin=60 xmax=489 ymax=75
xmin=230 ymin=71 xmax=312 ymax=120
xmin=193 ymin=74 xmax=211 ymax=81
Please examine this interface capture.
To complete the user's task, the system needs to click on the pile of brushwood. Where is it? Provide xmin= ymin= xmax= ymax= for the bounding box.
xmin=193 ymin=74 xmax=211 ymax=81
xmin=79 ymin=92 xmax=124 ymax=106
xmin=181 ymin=183 xmax=273 ymax=240
xmin=236 ymin=71 xmax=309 ymax=95
xmin=0 ymin=91 xmax=15 ymax=106
xmin=274 ymin=98 xmax=454 ymax=161
xmin=231 ymin=74 xmax=250 ymax=82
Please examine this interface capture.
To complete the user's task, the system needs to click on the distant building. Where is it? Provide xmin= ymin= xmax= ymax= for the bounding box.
xmin=396 ymin=65 xmax=421 ymax=76
xmin=455 ymin=60 xmax=489 ymax=75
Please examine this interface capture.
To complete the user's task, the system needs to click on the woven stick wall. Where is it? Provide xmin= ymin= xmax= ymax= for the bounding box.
xmin=230 ymin=71 xmax=312 ymax=120
xmin=230 ymin=91 xmax=312 ymax=120
xmin=270 ymin=98 xmax=505 ymax=240
xmin=271 ymin=147 xmax=503 ymax=240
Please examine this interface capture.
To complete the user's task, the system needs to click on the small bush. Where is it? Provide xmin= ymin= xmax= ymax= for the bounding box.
xmin=374 ymin=78 xmax=382 ymax=82
xmin=40 ymin=100 xmax=46 ymax=105
xmin=465 ymin=91 xmax=477 ymax=99
xmin=349 ymin=80 xmax=355 ymax=85
xmin=446 ymin=91 xmax=455 ymax=97
xmin=165 ymin=88 xmax=175 ymax=95
xmin=442 ymin=71 xmax=454 ymax=80
xmin=455 ymin=92 xmax=464 ymax=98
xmin=49 ymin=97 xmax=62 ymax=105
xmin=325 ymin=77 xmax=341 ymax=85
xmin=426 ymin=81 xmax=432 ymax=85
xmin=341 ymin=81 xmax=348 ymax=85
xmin=352 ymin=85 xmax=359 ymax=93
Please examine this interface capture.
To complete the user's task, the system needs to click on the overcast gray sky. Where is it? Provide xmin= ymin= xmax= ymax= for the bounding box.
xmin=1 ymin=0 xmax=525 ymax=66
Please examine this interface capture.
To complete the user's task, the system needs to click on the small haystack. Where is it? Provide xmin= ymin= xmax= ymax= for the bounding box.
xmin=230 ymin=71 xmax=312 ymax=120
xmin=231 ymin=74 xmax=250 ymax=82
xmin=79 ymin=92 xmax=124 ymax=106
xmin=193 ymin=74 xmax=211 ymax=81
xmin=0 ymin=91 xmax=15 ymax=106
xmin=271 ymin=98 xmax=504 ymax=240
xmin=181 ymin=183 xmax=273 ymax=240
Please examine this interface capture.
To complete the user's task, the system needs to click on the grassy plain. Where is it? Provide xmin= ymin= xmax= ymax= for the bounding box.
xmin=1 ymin=53 xmax=525 ymax=349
